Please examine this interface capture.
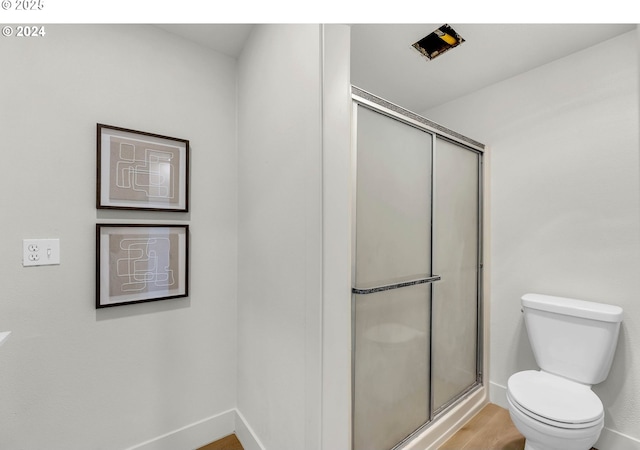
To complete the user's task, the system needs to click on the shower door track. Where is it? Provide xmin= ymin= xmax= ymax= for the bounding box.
xmin=351 ymin=86 xmax=485 ymax=152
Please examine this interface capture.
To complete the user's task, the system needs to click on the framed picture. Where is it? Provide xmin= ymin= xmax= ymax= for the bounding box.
xmin=96 ymin=224 xmax=189 ymax=308
xmin=97 ymin=124 xmax=189 ymax=211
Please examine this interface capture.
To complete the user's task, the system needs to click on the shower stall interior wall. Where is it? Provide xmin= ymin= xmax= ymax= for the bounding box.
xmin=351 ymin=87 xmax=484 ymax=450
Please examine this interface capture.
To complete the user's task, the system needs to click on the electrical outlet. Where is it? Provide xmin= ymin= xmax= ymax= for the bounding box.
xmin=23 ymin=239 xmax=60 ymax=267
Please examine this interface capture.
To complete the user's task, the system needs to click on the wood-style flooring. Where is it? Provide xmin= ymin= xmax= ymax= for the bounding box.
xmin=197 ymin=404 xmax=597 ymax=450
xmin=440 ymin=403 xmax=598 ymax=450
xmin=439 ymin=403 xmax=525 ymax=450
xmin=197 ymin=433 xmax=244 ymax=450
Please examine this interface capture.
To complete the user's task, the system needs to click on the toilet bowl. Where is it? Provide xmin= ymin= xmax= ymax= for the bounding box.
xmin=506 ymin=293 xmax=623 ymax=450
xmin=507 ymin=370 xmax=603 ymax=450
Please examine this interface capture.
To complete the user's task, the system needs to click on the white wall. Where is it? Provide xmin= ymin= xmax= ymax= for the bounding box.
xmin=0 ymin=25 xmax=238 ymax=449
xmin=320 ymin=24 xmax=353 ymax=450
xmin=236 ymin=24 xmax=352 ymax=450
xmin=237 ymin=24 xmax=323 ymax=450
xmin=424 ymin=30 xmax=640 ymax=447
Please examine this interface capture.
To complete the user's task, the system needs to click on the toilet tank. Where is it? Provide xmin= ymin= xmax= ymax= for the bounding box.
xmin=521 ymin=293 xmax=623 ymax=385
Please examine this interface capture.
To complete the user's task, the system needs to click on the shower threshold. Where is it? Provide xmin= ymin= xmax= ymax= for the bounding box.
xmin=394 ymin=383 xmax=487 ymax=450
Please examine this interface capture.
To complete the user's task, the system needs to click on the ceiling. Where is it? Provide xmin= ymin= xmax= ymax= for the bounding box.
xmin=157 ymin=24 xmax=254 ymax=59
xmin=158 ymin=23 xmax=636 ymax=112
xmin=350 ymin=24 xmax=636 ymax=112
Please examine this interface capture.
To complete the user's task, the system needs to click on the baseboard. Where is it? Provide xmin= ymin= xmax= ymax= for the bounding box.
xmin=596 ymin=428 xmax=640 ymax=450
xmin=234 ymin=409 xmax=266 ymax=450
xmin=491 ymin=381 xmax=640 ymax=450
xmin=124 ymin=407 xmax=268 ymax=450
xmin=125 ymin=408 xmax=236 ymax=450
xmin=489 ymin=381 xmax=508 ymax=409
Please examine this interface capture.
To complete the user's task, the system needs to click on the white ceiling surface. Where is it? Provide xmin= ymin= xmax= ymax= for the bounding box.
xmin=158 ymin=23 xmax=635 ymax=112
xmin=351 ymin=24 xmax=636 ymax=112
xmin=157 ymin=24 xmax=254 ymax=58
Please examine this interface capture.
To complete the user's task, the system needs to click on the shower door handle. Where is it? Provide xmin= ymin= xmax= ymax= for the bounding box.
xmin=352 ymin=275 xmax=441 ymax=295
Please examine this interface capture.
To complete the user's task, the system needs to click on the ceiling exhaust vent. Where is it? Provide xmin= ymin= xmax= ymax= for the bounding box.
xmin=412 ymin=24 xmax=465 ymax=61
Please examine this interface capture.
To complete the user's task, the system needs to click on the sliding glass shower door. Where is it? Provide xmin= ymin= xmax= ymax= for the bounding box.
xmin=352 ymin=90 xmax=483 ymax=450
xmin=353 ymin=106 xmax=433 ymax=450
xmin=432 ymin=137 xmax=481 ymax=413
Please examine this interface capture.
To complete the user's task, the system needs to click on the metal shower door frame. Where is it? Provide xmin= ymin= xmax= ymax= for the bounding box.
xmin=350 ymin=86 xmax=485 ymax=450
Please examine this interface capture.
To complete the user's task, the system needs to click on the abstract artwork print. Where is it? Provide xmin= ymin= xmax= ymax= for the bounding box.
xmin=108 ymin=136 xmax=181 ymax=205
xmin=97 ymin=224 xmax=188 ymax=308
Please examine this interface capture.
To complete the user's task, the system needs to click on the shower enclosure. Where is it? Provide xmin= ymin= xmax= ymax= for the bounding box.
xmin=351 ymin=87 xmax=484 ymax=450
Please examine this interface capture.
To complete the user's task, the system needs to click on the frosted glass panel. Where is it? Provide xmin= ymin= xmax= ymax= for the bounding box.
xmin=353 ymin=285 xmax=430 ymax=450
xmin=352 ymin=100 xmax=482 ymax=449
xmin=432 ymin=138 xmax=479 ymax=411
xmin=355 ymin=106 xmax=432 ymax=288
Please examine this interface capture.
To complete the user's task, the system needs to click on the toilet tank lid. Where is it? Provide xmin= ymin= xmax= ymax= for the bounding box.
xmin=522 ymin=293 xmax=623 ymax=323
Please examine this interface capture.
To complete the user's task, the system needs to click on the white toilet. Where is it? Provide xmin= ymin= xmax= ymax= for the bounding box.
xmin=507 ymin=293 xmax=623 ymax=450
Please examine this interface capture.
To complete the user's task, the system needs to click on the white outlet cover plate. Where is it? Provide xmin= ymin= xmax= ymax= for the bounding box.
xmin=23 ymin=239 xmax=60 ymax=267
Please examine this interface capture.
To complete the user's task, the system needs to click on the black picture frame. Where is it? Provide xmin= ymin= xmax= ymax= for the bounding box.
xmin=97 ymin=124 xmax=189 ymax=212
xmin=96 ymin=224 xmax=189 ymax=308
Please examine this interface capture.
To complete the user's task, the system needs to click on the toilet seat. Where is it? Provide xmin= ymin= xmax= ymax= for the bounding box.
xmin=507 ymin=370 xmax=604 ymax=429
